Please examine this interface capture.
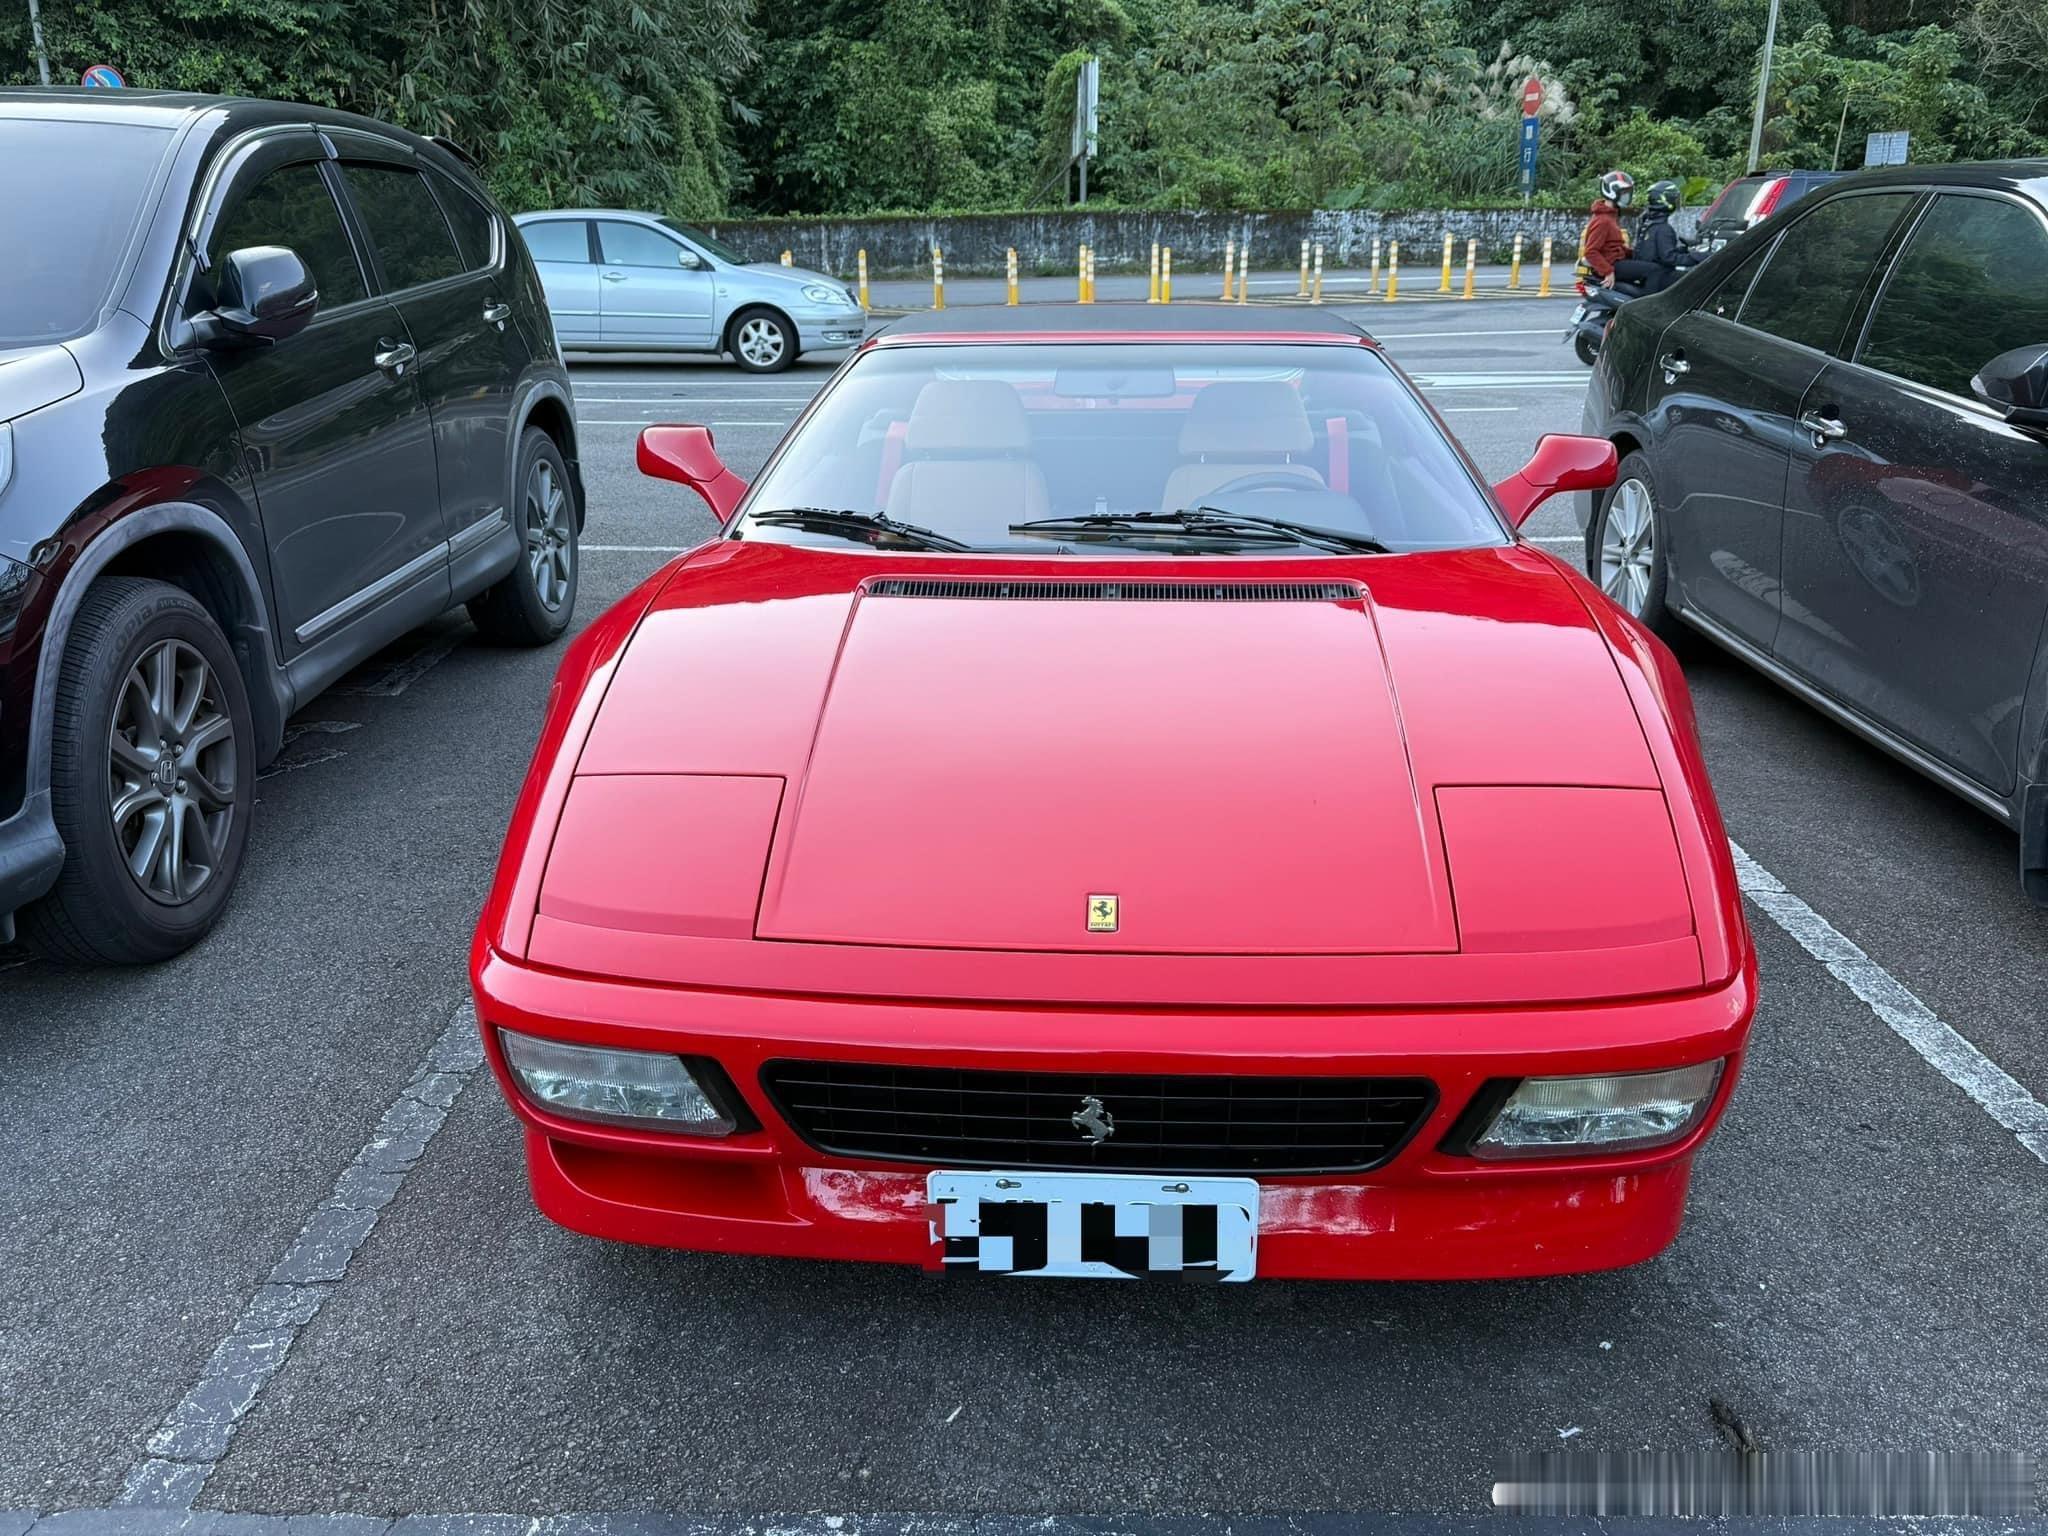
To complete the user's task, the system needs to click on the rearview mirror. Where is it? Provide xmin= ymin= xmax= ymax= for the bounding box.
xmin=1970 ymin=344 xmax=2048 ymax=429
xmin=638 ymin=424 xmax=748 ymax=520
xmin=1493 ymin=434 xmax=1619 ymax=529
xmin=678 ymin=248 xmax=705 ymax=271
xmin=193 ymin=245 xmax=318 ymax=348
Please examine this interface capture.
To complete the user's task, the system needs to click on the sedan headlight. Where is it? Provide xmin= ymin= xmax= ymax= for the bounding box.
xmin=1469 ymin=1061 xmax=1723 ymax=1158
xmin=801 ymin=283 xmax=853 ymax=307
xmin=498 ymin=1028 xmax=748 ymax=1134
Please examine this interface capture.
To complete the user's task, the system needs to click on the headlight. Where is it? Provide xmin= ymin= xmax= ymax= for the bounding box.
xmin=801 ymin=283 xmax=850 ymax=306
xmin=1468 ymin=1061 xmax=1723 ymax=1158
xmin=498 ymin=1028 xmax=748 ymax=1134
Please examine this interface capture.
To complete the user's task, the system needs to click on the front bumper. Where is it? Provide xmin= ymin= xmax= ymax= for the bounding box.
xmin=793 ymin=310 xmax=868 ymax=350
xmin=473 ymin=945 xmax=1755 ymax=1280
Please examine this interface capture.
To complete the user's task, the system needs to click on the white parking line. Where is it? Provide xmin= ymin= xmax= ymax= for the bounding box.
xmin=1440 ymin=406 xmax=1520 ymax=413
xmin=582 ymin=544 xmax=689 ymax=553
xmin=117 ymin=1003 xmax=485 ymax=1507
xmin=580 ymin=418 xmax=790 ymax=427
xmin=1732 ymin=840 xmax=2048 ymax=1166
xmin=1373 ymin=328 xmax=1574 ymax=339
xmin=571 ymin=396 xmax=810 ymax=404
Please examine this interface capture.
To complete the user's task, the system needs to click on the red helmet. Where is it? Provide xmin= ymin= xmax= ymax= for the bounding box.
xmin=1597 ymin=169 xmax=1636 ymax=208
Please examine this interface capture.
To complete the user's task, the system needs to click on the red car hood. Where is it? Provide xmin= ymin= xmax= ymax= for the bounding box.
xmin=518 ymin=541 xmax=1713 ymax=1002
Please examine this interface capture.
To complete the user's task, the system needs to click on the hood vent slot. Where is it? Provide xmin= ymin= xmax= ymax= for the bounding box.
xmin=866 ymin=578 xmax=1360 ymax=603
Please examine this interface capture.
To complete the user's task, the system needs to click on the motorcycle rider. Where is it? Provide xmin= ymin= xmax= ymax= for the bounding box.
xmin=1576 ymin=170 xmax=1635 ymax=286
xmin=1609 ymin=180 xmax=1698 ymax=294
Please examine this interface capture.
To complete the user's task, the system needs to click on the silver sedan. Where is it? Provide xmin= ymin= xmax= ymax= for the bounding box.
xmin=512 ymin=209 xmax=867 ymax=372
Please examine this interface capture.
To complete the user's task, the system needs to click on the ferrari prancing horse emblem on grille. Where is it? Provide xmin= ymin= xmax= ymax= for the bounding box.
xmin=1086 ymin=894 xmax=1119 ymax=933
xmin=1072 ymin=1095 xmax=1115 ymax=1142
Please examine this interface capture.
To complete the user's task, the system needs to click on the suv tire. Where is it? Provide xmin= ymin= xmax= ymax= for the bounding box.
xmin=19 ymin=577 xmax=255 ymax=964
xmin=468 ymin=428 xmax=578 ymax=645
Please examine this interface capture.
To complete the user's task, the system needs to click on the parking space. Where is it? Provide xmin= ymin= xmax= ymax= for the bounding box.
xmin=2 ymin=296 xmax=2042 ymax=1520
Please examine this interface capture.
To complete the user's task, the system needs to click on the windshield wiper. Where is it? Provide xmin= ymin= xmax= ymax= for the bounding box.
xmin=746 ymin=507 xmax=973 ymax=552
xmin=1010 ymin=508 xmax=1389 ymax=555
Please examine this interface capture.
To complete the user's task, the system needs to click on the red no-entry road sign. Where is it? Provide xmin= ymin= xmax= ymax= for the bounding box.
xmin=1521 ymin=76 xmax=1543 ymax=118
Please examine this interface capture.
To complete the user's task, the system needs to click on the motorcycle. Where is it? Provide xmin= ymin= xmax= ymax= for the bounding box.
xmin=1564 ymin=249 xmax=1703 ymax=365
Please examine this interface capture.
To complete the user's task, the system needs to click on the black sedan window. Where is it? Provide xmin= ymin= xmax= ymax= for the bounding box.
xmin=342 ymin=163 xmax=464 ymax=291
xmin=1738 ymin=192 xmax=1916 ymax=353
xmin=202 ymin=162 xmax=367 ymax=312
xmin=1860 ymin=195 xmax=2048 ymax=400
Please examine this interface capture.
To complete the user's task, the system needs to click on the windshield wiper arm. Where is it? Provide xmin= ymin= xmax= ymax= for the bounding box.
xmin=747 ymin=507 xmax=973 ymax=552
xmin=1010 ymin=508 xmax=1389 ymax=555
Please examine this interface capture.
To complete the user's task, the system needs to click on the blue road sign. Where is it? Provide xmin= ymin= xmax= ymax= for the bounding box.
xmin=1519 ymin=116 xmax=1541 ymax=199
xmin=81 ymin=63 xmax=126 ymax=89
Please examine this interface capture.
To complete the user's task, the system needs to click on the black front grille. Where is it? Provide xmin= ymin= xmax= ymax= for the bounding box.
xmin=864 ymin=578 xmax=1359 ymax=603
xmin=761 ymin=1061 xmax=1435 ymax=1174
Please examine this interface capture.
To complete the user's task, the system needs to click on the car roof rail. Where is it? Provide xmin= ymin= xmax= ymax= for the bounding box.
xmin=427 ymin=134 xmax=479 ymax=170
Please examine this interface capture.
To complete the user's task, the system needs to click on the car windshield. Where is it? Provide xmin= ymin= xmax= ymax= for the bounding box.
xmin=659 ymin=218 xmax=745 ymax=264
xmin=0 ymin=117 xmax=176 ymax=347
xmin=734 ymin=341 xmax=1505 ymax=556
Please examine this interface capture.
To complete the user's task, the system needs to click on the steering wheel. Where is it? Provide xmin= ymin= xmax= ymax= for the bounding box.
xmin=1195 ymin=470 xmax=1317 ymax=501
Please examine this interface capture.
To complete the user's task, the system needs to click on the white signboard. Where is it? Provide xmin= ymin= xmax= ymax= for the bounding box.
xmin=1865 ymin=130 xmax=1910 ymax=167
xmin=1071 ymin=58 xmax=1099 ymax=160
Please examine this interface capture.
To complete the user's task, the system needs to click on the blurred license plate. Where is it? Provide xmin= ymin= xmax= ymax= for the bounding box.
xmin=1571 ymin=303 xmax=1588 ymax=323
xmin=928 ymin=1170 xmax=1258 ymax=1281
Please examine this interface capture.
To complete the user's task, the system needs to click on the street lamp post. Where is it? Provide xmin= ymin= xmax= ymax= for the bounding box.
xmin=1746 ymin=0 xmax=1782 ymax=173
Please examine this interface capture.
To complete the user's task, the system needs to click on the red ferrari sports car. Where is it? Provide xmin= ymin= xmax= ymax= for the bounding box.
xmin=472 ymin=307 xmax=1756 ymax=1281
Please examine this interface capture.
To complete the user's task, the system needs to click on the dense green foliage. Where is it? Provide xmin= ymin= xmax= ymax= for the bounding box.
xmin=6 ymin=0 xmax=2044 ymax=215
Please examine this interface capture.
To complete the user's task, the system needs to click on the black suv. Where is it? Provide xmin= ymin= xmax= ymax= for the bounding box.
xmin=0 ymin=90 xmax=582 ymax=962
xmin=1579 ymin=161 xmax=2048 ymax=901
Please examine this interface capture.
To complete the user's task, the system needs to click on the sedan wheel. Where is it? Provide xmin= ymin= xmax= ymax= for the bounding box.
xmin=1599 ymin=477 xmax=1657 ymax=617
xmin=109 ymin=638 xmax=237 ymax=904
xmin=730 ymin=309 xmax=794 ymax=374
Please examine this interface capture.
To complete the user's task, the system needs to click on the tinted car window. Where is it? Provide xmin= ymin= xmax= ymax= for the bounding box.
xmin=599 ymin=222 xmax=690 ymax=268
xmin=203 ymin=161 xmax=367 ymax=313
xmin=425 ymin=167 xmax=497 ymax=271
xmin=342 ymin=163 xmax=464 ymax=290
xmin=0 ymin=119 xmax=175 ymax=345
xmin=1738 ymin=192 xmax=1915 ymax=352
xmin=1859 ymin=195 xmax=2048 ymax=400
xmin=522 ymin=220 xmax=592 ymax=263
xmin=1703 ymin=242 xmax=1773 ymax=320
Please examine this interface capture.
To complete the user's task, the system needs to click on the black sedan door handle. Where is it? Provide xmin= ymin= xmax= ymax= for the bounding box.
xmin=482 ymin=301 xmax=511 ymax=324
xmin=373 ymin=339 xmax=416 ymax=375
xmin=1799 ymin=410 xmax=1848 ymax=443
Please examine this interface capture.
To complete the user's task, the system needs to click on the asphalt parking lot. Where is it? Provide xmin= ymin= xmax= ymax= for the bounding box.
xmin=2 ymin=291 xmax=2044 ymax=1523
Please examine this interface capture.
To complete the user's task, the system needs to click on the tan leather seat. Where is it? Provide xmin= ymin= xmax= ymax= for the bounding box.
xmin=884 ymin=380 xmax=1048 ymax=539
xmin=1160 ymin=380 xmax=1324 ymax=511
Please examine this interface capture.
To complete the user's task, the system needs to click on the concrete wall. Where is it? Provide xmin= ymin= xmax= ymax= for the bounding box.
xmin=705 ymin=208 xmax=1704 ymax=277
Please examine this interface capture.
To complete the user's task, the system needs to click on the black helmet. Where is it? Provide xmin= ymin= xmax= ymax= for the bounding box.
xmin=1597 ymin=169 xmax=1636 ymax=208
xmin=1646 ymin=179 xmax=1682 ymax=214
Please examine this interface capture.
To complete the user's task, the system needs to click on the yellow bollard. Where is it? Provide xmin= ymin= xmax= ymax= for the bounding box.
xmin=1298 ymin=239 xmax=1310 ymax=297
xmin=1509 ymin=233 xmax=1524 ymax=290
xmin=1148 ymin=241 xmax=1161 ymax=303
xmin=1161 ymin=247 xmax=1173 ymax=304
xmin=1236 ymin=247 xmax=1250 ymax=304
xmin=1311 ymin=242 xmax=1325 ymax=304
xmin=932 ymin=246 xmax=945 ymax=311
xmin=856 ymin=249 xmax=869 ymax=311
xmin=1439 ymin=231 xmax=1454 ymax=293
xmin=780 ymin=250 xmax=792 ymax=266
xmin=1384 ymin=240 xmax=1399 ymax=301
xmin=1462 ymin=238 xmax=1477 ymax=299
xmin=1539 ymin=236 xmax=1553 ymax=297
xmin=1006 ymin=247 xmax=1019 ymax=306
xmin=1223 ymin=239 xmax=1236 ymax=302
xmin=1369 ymin=236 xmax=1381 ymax=294
xmin=1077 ymin=245 xmax=1086 ymax=303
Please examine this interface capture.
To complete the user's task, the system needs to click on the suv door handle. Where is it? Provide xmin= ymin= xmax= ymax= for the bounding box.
xmin=1799 ymin=410 xmax=1848 ymax=443
xmin=373 ymin=339 xmax=416 ymax=375
xmin=1658 ymin=352 xmax=1690 ymax=378
xmin=482 ymin=301 xmax=511 ymax=324
xmin=600 ymin=270 xmax=627 ymax=283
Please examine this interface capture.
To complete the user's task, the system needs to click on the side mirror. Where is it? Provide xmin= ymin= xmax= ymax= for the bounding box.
xmin=194 ymin=245 xmax=318 ymax=347
xmin=1970 ymin=343 xmax=2048 ymax=429
xmin=637 ymin=424 xmax=748 ymax=521
xmin=678 ymin=248 xmax=705 ymax=271
xmin=1493 ymin=433 xmax=1619 ymax=529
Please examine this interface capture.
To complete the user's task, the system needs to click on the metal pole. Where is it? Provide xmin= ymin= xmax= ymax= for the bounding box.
xmin=1747 ymin=0 xmax=1782 ymax=173
xmin=26 ymin=0 xmax=53 ymax=84
xmin=1078 ymin=155 xmax=1087 ymax=206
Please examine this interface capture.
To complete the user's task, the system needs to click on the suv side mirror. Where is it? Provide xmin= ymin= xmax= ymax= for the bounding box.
xmin=1971 ymin=344 xmax=2048 ymax=429
xmin=194 ymin=245 xmax=318 ymax=348
xmin=1493 ymin=433 xmax=1619 ymax=528
xmin=638 ymin=424 xmax=748 ymax=520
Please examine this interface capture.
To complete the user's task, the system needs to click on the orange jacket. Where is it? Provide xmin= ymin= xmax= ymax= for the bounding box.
xmin=1579 ymin=200 xmax=1631 ymax=280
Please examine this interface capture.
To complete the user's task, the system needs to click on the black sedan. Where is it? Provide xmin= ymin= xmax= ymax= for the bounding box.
xmin=1579 ymin=161 xmax=2048 ymax=903
xmin=0 ymin=89 xmax=582 ymax=962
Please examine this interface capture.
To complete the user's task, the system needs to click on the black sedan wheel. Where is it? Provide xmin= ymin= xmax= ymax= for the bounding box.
xmin=1587 ymin=451 xmax=1683 ymax=640
xmin=19 ymin=577 xmax=255 ymax=964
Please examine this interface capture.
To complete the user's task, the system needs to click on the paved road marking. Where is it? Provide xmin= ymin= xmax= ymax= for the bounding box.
xmin=580 ymin=418 xmax=790 ymax=427
xmin=583 ymin=544 xmax=689 ymax=553
xmin=570 ymin=395 xmax=810 ymax=404
xmin=1732 ymin=839 xmax=2048 ymax=1166
xmin=1440 ymin=406 xmax=1520 ymax=413
xmin=1372 ymin=328 xmax=1574 ymax=339
xmin=1406 ymin=371 xmax=1585 ymax=389
xmin=116 ymin=1004 xmax=485 ymax=1508
xmin=1527 ymin=535 xmax=1582 ymax=546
